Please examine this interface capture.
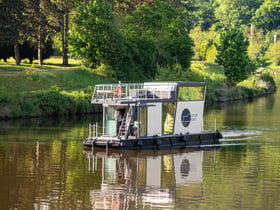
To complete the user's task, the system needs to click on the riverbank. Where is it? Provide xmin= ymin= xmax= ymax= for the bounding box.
xmin=0 ymin=58 xmax=277 ymax=119
xmin=190 ymin=61 xmax=277 ymax=103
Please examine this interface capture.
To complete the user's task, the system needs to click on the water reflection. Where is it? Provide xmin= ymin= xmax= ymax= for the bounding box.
xmin=83 ymin=149 xmax=205 ymax=210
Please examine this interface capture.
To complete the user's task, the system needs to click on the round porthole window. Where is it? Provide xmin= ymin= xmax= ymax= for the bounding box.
xmin=181 ymin=109 xmax=191 ymax=127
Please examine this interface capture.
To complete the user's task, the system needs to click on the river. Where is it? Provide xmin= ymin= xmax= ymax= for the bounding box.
xmin=0 ymin=80 xmax=280 ymax=210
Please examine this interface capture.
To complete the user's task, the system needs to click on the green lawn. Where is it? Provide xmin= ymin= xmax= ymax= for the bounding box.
xmin=0 ymin=57 xmax=113 ymax=92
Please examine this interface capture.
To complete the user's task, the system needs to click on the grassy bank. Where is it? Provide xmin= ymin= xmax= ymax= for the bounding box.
xmin=0 ymin=58 xmax=277 ymax=119
xmin=0 ymin=57 xmax=113 ymax=119
xmin=190 ymin=61 xmax=277 ymax=103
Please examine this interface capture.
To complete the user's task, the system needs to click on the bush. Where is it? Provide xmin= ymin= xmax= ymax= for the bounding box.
xmin=259 ymin=73 xmax=276 ymax=87
xmin=0 ymin=87 xmax=11 ymax=103
xmin=155 ymin=63 xmax=190 ymax=81
xmin=267 ymin=41 xmax=280 ymax=65
xmin=0 ymin=87 xmax=97 ymax=119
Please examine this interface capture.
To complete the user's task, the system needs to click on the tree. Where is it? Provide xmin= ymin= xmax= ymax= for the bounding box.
xmin=69 ymin=0 xmax=126 ymax=77
xmin=194 ymin=3 xmax=216 ymax=31
xmin=125 ymin=0 xmax=194 ymax=70
xmin=70 ymin=0 xmax=194 ymax=81
xmin=214 ymin=0 xmax=263 ymax=30
xmin=112 ymin=0 xmax=141 ymax=12
xmin=0 ymin=0 xmax=26 ymax=65
xmin=23 ymin=0 xmax=53 ymax=65
xmin=253 ymin=0 xmax=280 ymax=31
xmin=244 ymin=25 xmax=267 ymax=66
xmin=216 ymin=28 xmax=251 ymax=87
xmin=50 ymin=0 xmax=76 ymax=66
xmin=267 ymin=40 xmax=280 ymax=65
xmin=190 ymin=27 xmax=218 ymax=61
xmin=0 ymin=0 xmax=54 ymax=65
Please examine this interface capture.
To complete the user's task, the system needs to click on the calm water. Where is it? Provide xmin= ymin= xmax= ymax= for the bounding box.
xmin=1 ymin=81 xmax=280 ymax=210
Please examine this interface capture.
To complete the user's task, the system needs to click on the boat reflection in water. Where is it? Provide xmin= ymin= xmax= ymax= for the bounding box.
xmin=83 ymin=149 xmax=205 ymax=209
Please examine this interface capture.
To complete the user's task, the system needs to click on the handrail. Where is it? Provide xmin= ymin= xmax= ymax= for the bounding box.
xmin=91 ymin=83 xmax=176 ymax=103
xmin=203 ymin=119 xmax=217 ymax=131
xmin=88 ymin=123 xmax=99 ymax=138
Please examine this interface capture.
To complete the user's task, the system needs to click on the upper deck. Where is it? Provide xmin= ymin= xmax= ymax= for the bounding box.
xmin=91 ymin=81 xmax=206 ymax=104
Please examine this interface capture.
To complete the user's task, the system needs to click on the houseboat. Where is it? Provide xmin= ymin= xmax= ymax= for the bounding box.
xmin=83 ymin=81 xmax=223 ymax=149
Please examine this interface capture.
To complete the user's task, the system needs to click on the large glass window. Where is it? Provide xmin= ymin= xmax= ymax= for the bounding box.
xmin=162 ymin=102 xmax=176 ymax=135
xmin=130 ymin=106 xmax=147 ymax=137
xmin=104 ymin=106 xmax=116 ymax=136
xmin=178 ymin=86 xmax=205 ymax=101
xmin=140 ymin=107 xmax=147 ymax=137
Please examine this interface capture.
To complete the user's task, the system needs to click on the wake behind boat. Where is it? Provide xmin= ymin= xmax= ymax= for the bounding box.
xmin=83 ymin=81 xmax=223 ymax=149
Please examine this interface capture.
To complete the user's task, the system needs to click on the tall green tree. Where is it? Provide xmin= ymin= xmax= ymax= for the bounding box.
xmin=24 ymin=0 xmax=53 ymax=65
xmin=50 ymin=0 xmax=76 ymax=65
xmin=125 ymin=0 xmax=194 ymax=70
xmin=69 ymin=0 xmax=126 ymax=77
xmin=216 ymin=28 xmax=251 ymax=87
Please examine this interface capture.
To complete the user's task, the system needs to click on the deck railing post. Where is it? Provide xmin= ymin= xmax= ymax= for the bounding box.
xmin=88 ymin=123 xmax=92 ymax=137
xmin=93 ymin=124 xmax=95 ymax=137
xmin=96 ymin=123 xmax=98 ymax=138
xmin=88 ymin=124 xmax=90 ymax=137
xmin=214 ymin=119 xmax=216 ymax=131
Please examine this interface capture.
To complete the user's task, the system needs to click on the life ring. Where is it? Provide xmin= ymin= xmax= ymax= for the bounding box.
xmin=115 ymin=86 xmax=123 ymax=97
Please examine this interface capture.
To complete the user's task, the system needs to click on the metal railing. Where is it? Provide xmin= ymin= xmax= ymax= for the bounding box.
xmin=91 ymin=83 xmax=177 ymax=103
xmin=203 ymin=119 xmax=217 ymax=131
xmin=88 ymin=123 xmax=98 ymax=138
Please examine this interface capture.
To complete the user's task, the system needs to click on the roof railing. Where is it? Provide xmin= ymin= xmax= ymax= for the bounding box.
xmin=91 ymin=83 xmax=176 ymax=103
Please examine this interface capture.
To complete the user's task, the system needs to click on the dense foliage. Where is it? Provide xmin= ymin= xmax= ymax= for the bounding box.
xmin=70 ymin=0 xmax=194 ymax=81
xmin=216 ymin=28 xmax=251 ymax=87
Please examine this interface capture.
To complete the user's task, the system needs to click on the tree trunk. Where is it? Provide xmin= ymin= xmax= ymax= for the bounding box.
xmin=14 ymin=39 xmax=21 ymax=65
xmin=38 ymin=1 xmax=43 ymax=66
xmin=62 ymin=13 xmax=69 ymax=66
xmin=38 ymin=26 xmax=43 ymax=65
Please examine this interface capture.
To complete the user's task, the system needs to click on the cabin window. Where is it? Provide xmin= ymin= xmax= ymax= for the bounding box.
xmin=104 ymin=106 xmax=116 ymax=136
xmin=139 ymin=107 xmax=147 ymax=137
xmin=162 ymin=102 xmax=176 ymax=135
xmin=178 ymin=86 xmax=205 ymax=101
xmin=131 ymin=106 xmax=147 ymax=137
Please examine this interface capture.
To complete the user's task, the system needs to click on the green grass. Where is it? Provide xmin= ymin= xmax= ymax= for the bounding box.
xmin=190 ymin=61 xmax=225 ymax=87
xmin=0 ymin=56 xmax=80 ymax=66
xmin=0 ymin=57 xmax=278 ymax=118
xmin=0 ymin=57 xmax=114 ymax=118
xmin=0 ymin=57 xmax=113 ymax=93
